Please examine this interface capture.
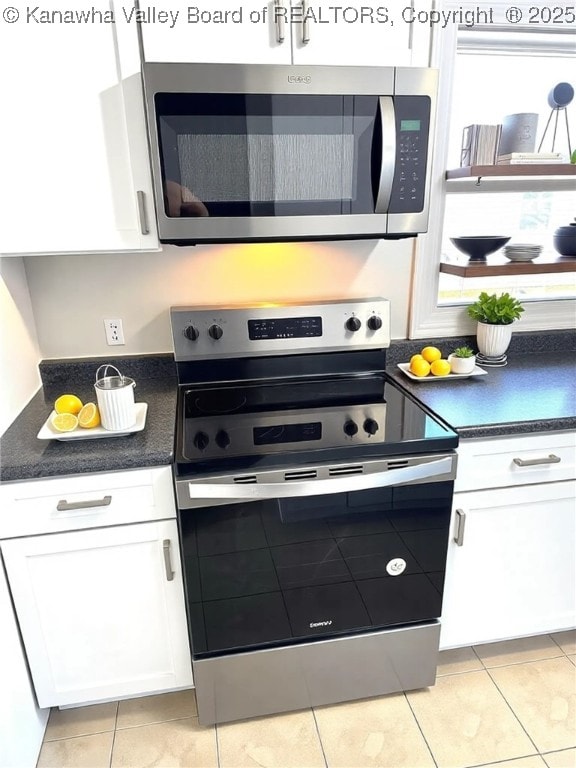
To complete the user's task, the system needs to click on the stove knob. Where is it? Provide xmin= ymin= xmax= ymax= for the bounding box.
xmin=215 ymin=430 xmax=230 ymax=449
xmin=363 ymin=418 xmax=379 ymax=436
xmin=193 ymin=431 xmax=210 ymax=451
xmin=367 ymin=315 xmax=383 ymax=331
xmin=345 ymin=317 xmax=362 ymax=332
xmin=208 ymin=324 xmax=223 ymax=340
xmin=343 ymin=420 xmax=358 ymax=437
xmin=183 ymin=325 xmax=199 ymax=341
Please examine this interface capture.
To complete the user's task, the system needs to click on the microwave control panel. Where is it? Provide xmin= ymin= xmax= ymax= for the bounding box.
xmin=389 ymin=96 xmax=431 ymax=214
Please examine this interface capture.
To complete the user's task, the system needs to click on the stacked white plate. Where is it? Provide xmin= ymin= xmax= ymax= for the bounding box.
xmin=503 ymin=244 xmax=543 ymax=262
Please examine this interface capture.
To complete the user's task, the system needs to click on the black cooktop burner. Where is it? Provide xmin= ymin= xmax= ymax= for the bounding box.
xmin=174 ymin=372 xmax=457 ymax=477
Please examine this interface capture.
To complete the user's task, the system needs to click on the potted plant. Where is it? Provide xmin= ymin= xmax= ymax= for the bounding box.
xmin=467 ymin=292 xmax=524 ymax=357
xmin=448 ymin=345 xmax=476 ymax=374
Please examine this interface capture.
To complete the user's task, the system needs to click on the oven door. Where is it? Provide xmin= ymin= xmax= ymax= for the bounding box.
xmin=178 ymin=454 xmax=455 ymax=659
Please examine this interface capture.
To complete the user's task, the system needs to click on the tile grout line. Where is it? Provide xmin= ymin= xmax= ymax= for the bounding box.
xmin=471 ymin=634 xmax=567 ymax=672
xmin=548 ymin=632 xmax=573 ymax=657
xmin=112 ymin=714 xmax=200 ymax=732
xmin=310 ymin=707 xmax=329 ymax=768
xmin=484 ymin=666 xmax=541 ymax=756
xmin=214 ymin=721 xmax=221 ymax=768
xmin=402 ymin=691 xmax=439 ymax=768
xmin=109 ymin=701 xmax=119 ymax=768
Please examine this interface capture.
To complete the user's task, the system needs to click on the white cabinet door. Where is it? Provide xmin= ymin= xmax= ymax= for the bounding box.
xmin=0 ymin=1 xmax=158 ymax=255
xmin=138 ymin=0 xmax=291 ymax=64
xmin=135 ymin=0 xmax=424 ymax=66
xmin=291 ymin=1 xmax=416 ymax=66
xmin=440 ymin=481 xmax=576 ymax=649
xmin=0 ymin=566 xmax=48 ymax=768
xmin=1 ymin=520 xmax=193 ymax=707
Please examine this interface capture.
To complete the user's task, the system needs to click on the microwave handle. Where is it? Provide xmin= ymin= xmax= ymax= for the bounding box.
xmin=187 ymin=456 xmax=453 ymax=501
xmin=374 ymin=97 xmax=397 ymax=214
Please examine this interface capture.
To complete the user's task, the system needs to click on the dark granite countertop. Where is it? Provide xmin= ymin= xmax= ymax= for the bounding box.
xmin=387 ymin=347 xmax=576 ymax=439
xmin=0 ymin=355 xmax=177 ymax=483
xmin=2 ymin=337 xmax=575 ymax=483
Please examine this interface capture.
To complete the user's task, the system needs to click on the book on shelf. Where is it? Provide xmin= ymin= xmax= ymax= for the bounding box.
xmin=496 ymin=152 xmax=565 ymax=165
xmin=461 ymin=124 xmax=502 ymax=166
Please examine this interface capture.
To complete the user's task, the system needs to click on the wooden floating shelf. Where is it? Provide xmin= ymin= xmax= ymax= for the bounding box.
xmin=440 ymin=255 xmax=576 ymax=278
xmin=446 ymin=164 xmax=576 ymax=179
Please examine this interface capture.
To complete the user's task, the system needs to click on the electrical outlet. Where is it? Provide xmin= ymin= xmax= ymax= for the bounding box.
xmin=104 ymin=319 xmax=125 ymax=346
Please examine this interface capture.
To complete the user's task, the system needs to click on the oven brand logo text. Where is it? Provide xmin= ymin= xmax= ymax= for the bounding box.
xmin=310 ymin=620 xmax=332 ymax=628
xmin=288 ymin=75 xmax=312 ymax=84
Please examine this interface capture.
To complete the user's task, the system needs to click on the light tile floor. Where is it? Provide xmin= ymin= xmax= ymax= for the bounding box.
xmin=36 ymin=630 xmax=576 ymax=768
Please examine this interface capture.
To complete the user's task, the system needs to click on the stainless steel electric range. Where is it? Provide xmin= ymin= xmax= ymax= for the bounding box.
xmin=170 ymin=298 xmax=458 ymax=726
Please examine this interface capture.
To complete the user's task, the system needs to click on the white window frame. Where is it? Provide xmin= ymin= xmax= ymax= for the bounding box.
xmin=409 ymin=9 xmax=576 ymax=339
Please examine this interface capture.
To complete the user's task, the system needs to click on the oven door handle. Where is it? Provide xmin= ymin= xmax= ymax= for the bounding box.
xmin=187 ymin=456 xmax=454 ymax=500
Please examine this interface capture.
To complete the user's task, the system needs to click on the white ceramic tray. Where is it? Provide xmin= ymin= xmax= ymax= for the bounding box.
xmin=37 ymin=403 xmax=148 ymax=441
xmin=397 ymin=363 xmax=487 ymax=382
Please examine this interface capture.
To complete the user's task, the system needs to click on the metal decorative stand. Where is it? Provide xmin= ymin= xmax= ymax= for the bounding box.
xmin=537 ymin=82 xmax=574 ymax=156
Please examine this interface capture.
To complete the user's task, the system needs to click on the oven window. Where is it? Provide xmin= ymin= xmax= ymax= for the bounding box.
xmin=154 ymin=94 xmax=378 ymax=218
xmin=179 ymin=480 xmax=453 ymax=658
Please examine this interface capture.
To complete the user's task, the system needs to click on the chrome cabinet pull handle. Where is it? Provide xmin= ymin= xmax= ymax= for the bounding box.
xmin=454 ymin=509 xmax=466 ymax=547
xmin=163 ymin=539 xmax=175 ymax=581
xmin=274 ymin=0 xmax=286 ymax=43
xmin=136 ymin=190 xmax=150 ymax=235
xmin=56 ymin=495 xmax=112 ymax=511
xmin=301 ymin=0 xmax=310 ymax=44
xmin=513 ymin=454 xmax=561 ymax=467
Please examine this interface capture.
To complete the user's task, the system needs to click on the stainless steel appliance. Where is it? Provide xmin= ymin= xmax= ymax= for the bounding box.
xmin=143 ymin=64 xmax=438 ymax=245
xmin=171 ymin=299 xmax=457 ymax=725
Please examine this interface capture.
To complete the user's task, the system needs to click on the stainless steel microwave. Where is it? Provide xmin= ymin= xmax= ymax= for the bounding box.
xmin=142 ymin=63 xmax=438 ymax=246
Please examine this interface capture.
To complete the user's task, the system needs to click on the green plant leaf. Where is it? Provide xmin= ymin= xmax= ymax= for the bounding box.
xmin=467 ymin=292 xmax=524 ymax=324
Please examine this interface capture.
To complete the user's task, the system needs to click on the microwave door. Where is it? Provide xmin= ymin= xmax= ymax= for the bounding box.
xmin=150 ymin=92 xmax=389 ymax=244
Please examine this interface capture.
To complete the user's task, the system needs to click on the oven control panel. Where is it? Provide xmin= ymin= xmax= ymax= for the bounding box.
xmin=182 ymin=404 xmax=387 ymax=461
xmin=171 ymin=298 xmax=390 ymax=361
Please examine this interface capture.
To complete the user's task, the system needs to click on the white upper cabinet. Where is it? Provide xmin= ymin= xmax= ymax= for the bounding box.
xmin=291 ymin=1 xmax=420 ymax=66
xmin=0 ymin=2 xmax=158 ymax=255
xmin=137 ymin=0 xmax=292 ymax=64
xmin=137 ymin=0 xmax=425 ymax=66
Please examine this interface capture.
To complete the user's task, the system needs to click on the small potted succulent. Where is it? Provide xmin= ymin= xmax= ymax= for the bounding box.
xmin=448 ymin=345 xmax=476 ymax=374
xmin=467 ymin=292 xmax=525 ymax=357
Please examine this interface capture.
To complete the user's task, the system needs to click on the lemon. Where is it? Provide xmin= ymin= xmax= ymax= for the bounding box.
xmin=430 ymin=359 xmax=451 ymax=377
xmin=421 ymin=346 xmax=442 ymax=364
xmin=51 ymin=412 xmax=79 ymax=432
xmin=410 ymin=353 xmax=425 ymax=365
xmin=78 ymin=403 xmax=100 ymax=429
xmin=54 ymin=394 xmax=83 ymax=415
xmin=410 ymin=358 xmax=431 ymax=377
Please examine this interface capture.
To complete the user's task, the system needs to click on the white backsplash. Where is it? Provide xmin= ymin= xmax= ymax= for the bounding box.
xmin=23 ymin=239 xmax=415 ymax=359
xmin=0 ymin=257 xmax=42 ymax=435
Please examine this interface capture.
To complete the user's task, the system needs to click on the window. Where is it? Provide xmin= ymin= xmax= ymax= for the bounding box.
xmin=409 ymin=12 xmax=576 ymax=338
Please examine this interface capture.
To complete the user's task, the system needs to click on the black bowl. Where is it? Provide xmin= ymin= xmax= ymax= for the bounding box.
xmin=450 ymin=236 xmax=511 ymax=262
xmin=553 ymin=224 xmax=576 ymax=257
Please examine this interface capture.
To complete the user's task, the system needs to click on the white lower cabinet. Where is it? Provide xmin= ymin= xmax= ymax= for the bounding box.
xmin=0 ymin=468 xmax=193 ymax=708
xmin=441 ymin=431 xmax=576 ymax=649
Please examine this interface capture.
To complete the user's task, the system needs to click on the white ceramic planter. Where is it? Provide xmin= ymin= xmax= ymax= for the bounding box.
xmin=448 ymin=353 xmax=476 ymax=374
xmin=476 ymin=322 xmax=513 ymax=357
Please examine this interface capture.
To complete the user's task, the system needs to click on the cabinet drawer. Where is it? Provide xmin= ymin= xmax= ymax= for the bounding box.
xmin=455 ymin=432 xmax=576 ymax=492
xmin=0 ymin=467 xmax=175 ymax=538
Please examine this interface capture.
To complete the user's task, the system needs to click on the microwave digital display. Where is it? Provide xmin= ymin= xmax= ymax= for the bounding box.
xmin=401 ymin=119 xmax=421 ymax=131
